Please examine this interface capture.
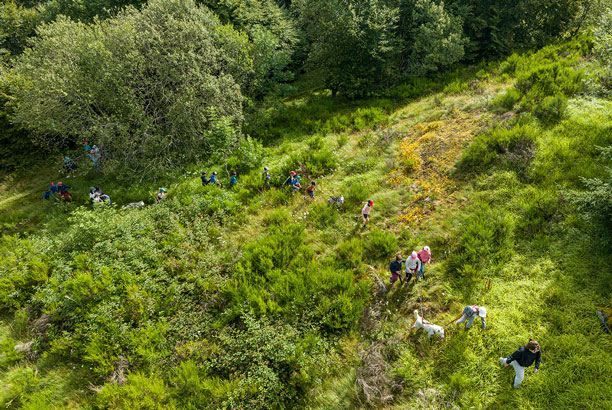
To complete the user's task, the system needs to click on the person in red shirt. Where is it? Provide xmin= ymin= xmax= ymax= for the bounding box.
xmin=417 ymin=246 xmax=431 ymax=280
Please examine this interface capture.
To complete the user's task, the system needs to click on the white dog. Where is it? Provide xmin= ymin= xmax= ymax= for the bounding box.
xmin=412 ymin=310 xmax=445 ymax=340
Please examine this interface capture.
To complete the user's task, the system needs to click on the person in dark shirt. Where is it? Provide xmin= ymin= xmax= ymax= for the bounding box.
xmin=43 ymin=189 xmax=53 ymax=201
xmin=201 ymin=171 xmax=209 ymax=186
xmin=56 ymin=182 xmax=72 ymax=201
xmin=305 ymin=181 xmax=316 ymax=199
xmin=389 ymin=255 xmax=404 ymax=285
xmin=499 ymin=338 xmax=541 ymax=389
xmin=49 ymin=182 xmax=59 ymax=195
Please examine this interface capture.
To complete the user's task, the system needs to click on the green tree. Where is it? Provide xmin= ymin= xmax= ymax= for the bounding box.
xmin=397 ymin=0 xmax=466 ymax=74
xmin=296 ymin=0 xmax=401 ymax=97
xmin=9 ymin=0 xmax=253 ymax=177
xmin=0 ymin=1 xmax=40 ymax=57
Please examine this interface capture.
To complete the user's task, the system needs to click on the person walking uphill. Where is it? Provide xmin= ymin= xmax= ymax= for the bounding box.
xmin=405 ymin=251 xmax=421 ymax=283
xmin=201 ymin=171 xmax=209 ymax=186
xmin=500 ymin=339 xmax=541 ymax=389
xmin=456 ymin=305 xmax=487 ymax=330
xmin=229 ymin=172 xmax=238 ymax=188
xmin=417 ymin=246 xmax=431 ymax=280
xmin=389 ymin=255 xmax=404 ymax=285
xmin=357 ymin=200 xmax=374 ymax=229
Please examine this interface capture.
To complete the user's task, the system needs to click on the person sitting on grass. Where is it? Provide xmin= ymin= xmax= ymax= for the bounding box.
xmin=389 ymin=254 xmax=404 ymax=285
xmin=357 ymin=200 xmax=373 ymax=229
xmin=57 ymin=182 xmax=72 ymax=201
xmin=89 ymin=187 xmax=98 ymax=203
xmin=417 ymin=246 xmax=431 ymax=280
xmin=405 ymin=251 xmax=421 ymax=283
xmin=500 ymin=338 xmax=541 ymax=389
xmin=230 ymin=171 xmax=238 ymax=188
xmin=456 ymin=305 xmax=487 ymax=330
xmin=201 ymin=171 xmax=209 ymax=186
xmin=305 ymin=181 xmax=316 ymax=199
xmin=156 ymin=188 xmax=166 ymax=204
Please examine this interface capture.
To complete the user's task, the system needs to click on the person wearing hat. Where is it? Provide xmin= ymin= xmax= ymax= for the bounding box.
xmin=305 ymin=181 xmax=316 ymax=199
xmin=389 ymin=254 xmax=404 ymax=285
xmin=209 ymin=172 xmax=221 ymax=186
xmin=284 ymin=170 xmax=296 ymax=187
xmin=358 ymin=200 xmax=374 ymax=229
xmin=456 ymin=305 xmax=487 ymax=330
xmin=229 ymin=171 xmax=238 ymax=188
xmin=156 ymin=187 xmax=166 ymax=204
xmin=500 ymin=338 xmax=541 ymax=389
xmin=417 ymin=246 xmax=432 ymax=280
xmin=405 ymin=251 xmax=421 ymax=283
xmin=291 ymin=175 xmax=302 ymax=193
xmin=262 ymin=167 xmax=271 ymax=182
xmin=201 ymin=171 xmax=209 ymax=186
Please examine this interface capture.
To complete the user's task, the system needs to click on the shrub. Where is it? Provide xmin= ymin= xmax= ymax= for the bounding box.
xmin=447 ymin=202 xmax=515 ymax=278
xmin=364 ymin=229 xmax=398 ymax=261
xmin=533 ymin=94 xmax=568 ymax=125
xmin=491 ymin=89 xmax=521 ymax=112
xmin=225 ymin=136 xmax=265 ymax=175
xmin=263 ymin=208 xmax=291 ymax=226
xmin=455 ymin=123 xmax=537 ymax=176
xmin=335 ymin=238 xmax=363 ymax=270
xmin=308 ymin=203 xmax=338 ymax=229
xmin=344 ymin=182 xmax=369 ymax=204
xmin=283 ymin=149 xmax=338 ymax=177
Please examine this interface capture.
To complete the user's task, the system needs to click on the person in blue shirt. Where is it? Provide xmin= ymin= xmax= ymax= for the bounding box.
xmin=43 ymin=189 xmax=54 ymax=201
xmin=209 ymin=172 xmax=221 ymax=186
xmin=49 ymin=182 xmax=59 ymax=195
xmin=156 ymin=188 xmax=166 ymax=204
xmin=230 ymin=171 xmax=238 ymax=188
xmin=291 ymin=175 xmax=302 ymax=193
xmin=57 ymin=182 xmax=72 ymax=201
xmin=201 ymin=171 xmax=209 ymax=186
xmin=83 ymin=141 xmax=91 ymax=152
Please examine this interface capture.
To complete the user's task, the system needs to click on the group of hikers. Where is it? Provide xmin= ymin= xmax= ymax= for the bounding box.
xmin=88 ymin=186 xmax=111 ymax=204
xmin=386 ymin=245 xmax=541 ymax=388
xmin=42 ymin=182 xmax=73 ymax=201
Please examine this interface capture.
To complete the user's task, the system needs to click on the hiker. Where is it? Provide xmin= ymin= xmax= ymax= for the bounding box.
xmin=417 ymin=246 xmax=432 ymax=280
xmin=64 ymin=156 xmax=77 ymax=178
xmin=94 ymin=186 xmax=102 ymax=196
xmin=43 ymin=189 xmax=54 ymax=201
xmin=49 ymin=182 xmax=59 ymax=196
xmin=358 ymin=200 xmax=373 ymax=229
xmin=98 ymin=193 xmax=111 ymax=204
xmin=284 ymin=171 xmax=296 ymax=187
xmin=499 ymin=339 xmax=541 ymax=389
xmin=89 ymin=187 xmax=98 ymax=203
xmin=57 ymin=182 xmax=72 ymax=201
xmin=90 ymin=145 xmax=101 ymax=170
xmin=389 ymin=254 xmax=404 ymax=285
xmin=201 ymin=171 xmax=209 ymax=186
xmin=83 ymin=141 xmax=91 ymax=152
xmin=156 ymin=188 xmax=166 ymax=204
xmin=262 ymin=167 xmax=271 ymax=186
xmin=305 ymin=181 xmax=316 ymax=199
xmin=209 ymin=172 xmax=221 ymax=186
xmin=456 ymin=305 xmax=487 ymax=330
xmin=230 ymin=171 xmax=238 ymax=188
xmin=291 ymin=175 xmax=302 ymax=193
xmin=405 ymin=251 xmax=422 ymax=283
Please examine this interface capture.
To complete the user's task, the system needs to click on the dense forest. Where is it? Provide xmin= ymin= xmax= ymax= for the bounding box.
xmin=1 ymin=0 xmax=612 ymax=409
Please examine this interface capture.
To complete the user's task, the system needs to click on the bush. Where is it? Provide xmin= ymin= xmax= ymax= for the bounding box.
xmin=283 ymin=149 xmax=338 ymax=177
xmin=364 ymin=229 xmax=398 ymax=261
xmin=533 ymin=94 xmax=568 ymax=125
xmin=225 ymin=136 xmax=265 ymax=175
xmin=344 ymin=182 xmax=369 ymax=204
xmin=308 ymin=203 xmax=338 ymax=229
xmin=335 ymin=238 xmax=363 ymax=270
xmin=491 ymin=89 xmax=521 ymax=112
xmin=447 ymin=202 xmax=515 ymax=278
xmin=456 ymin=123 xmax=537 ymax=176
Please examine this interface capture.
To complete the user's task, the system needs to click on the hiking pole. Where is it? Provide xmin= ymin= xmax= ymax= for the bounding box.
xmin=445 ymin=314 xmax=463 ymax=327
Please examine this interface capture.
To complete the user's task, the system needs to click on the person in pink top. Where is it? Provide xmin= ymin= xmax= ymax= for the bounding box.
xmin=417 ymin=246 xmax=431 ymax=280
xmin=357 ymin=200 xmax=373 ymax=229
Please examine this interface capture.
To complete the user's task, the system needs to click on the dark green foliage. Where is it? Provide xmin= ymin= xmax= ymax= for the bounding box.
xmin=0 ymin=1 xmax=40 ymax=56
xmin=225 ymin=136 xmax=265 ymax=175
xmin=295 ymin=0 xmax=401 ymax=97
xmin=9 ymin=0 xmax=252 ymax=177
xmin=335 ymin=238 xmax=363 ymax=270
xmin=514 ymin=187 xmax=561 ymax=239
xmin=571 ymin=147 xmax=612 ymax=247
xmin=447 ymin=202 xmax=514 ymax=278
xmin=221 ymin=224 xmax=369 ymax=330
xmin=456 ymin=124 xmax=537 ymax=176
xmin=283 ymin=148 xmax=337 ymax=177
xmin=533 ymin=94 xmax=568 ymax=124
xmin=364 ymin=229 xmax=398 ymax=261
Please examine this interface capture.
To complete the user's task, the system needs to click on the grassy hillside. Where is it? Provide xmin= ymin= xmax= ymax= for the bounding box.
xmin=1 ymin=37 xmax=611 ymax=409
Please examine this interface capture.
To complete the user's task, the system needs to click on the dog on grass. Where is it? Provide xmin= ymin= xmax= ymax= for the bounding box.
xmin=412 ymin=310 xmax=445 ymax=340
